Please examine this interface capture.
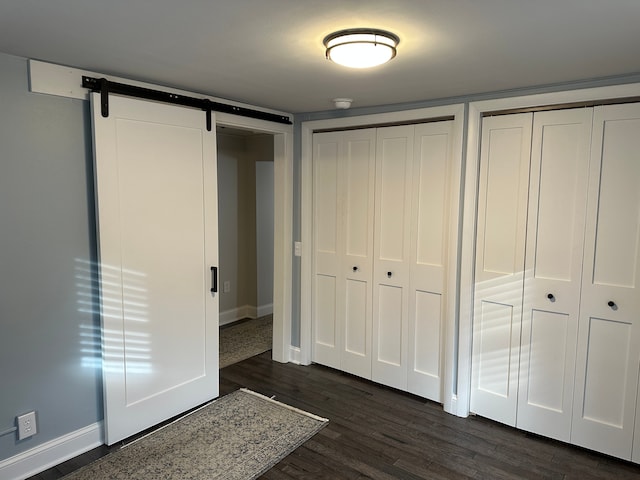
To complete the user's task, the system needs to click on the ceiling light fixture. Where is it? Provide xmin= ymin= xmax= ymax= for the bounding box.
xmin=323 ymin=28 xmax=400 ymax=69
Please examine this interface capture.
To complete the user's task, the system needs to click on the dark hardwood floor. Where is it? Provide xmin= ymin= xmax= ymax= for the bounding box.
xmin=30 ymin=352 xmax=640 ymax=479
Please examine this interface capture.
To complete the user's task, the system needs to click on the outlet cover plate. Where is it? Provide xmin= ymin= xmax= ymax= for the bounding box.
xmin=17 ymin=411 xmax=37 ymax=440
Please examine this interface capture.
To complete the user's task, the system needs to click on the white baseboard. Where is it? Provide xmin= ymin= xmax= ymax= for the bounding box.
xmin=219 ymin=304 xmax=273 ymax=326
xmin=257 ymin=303 xmax=273 ymax=318
xmin=0 ymin=422 xmax=103 ymax=480
xmin=219 ymin=305 xmax=255 ymax=326
xmin=288 ymin=346 xmax=301 ymax=364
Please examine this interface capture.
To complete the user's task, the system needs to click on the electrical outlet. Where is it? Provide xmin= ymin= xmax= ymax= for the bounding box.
xmin=17 ymin=411 xmax=37 ymax=440
xmin=223 ymin=281 xmax=231 ymax=293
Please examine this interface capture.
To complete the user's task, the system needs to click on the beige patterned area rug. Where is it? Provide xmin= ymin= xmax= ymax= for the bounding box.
xmin=63 ymin=389 xmax=328 ymax=480
xmin=219 ymin=315 xmax=273 ymax=368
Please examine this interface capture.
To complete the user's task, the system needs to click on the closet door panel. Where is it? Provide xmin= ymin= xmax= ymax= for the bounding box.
xmin=312 ymin=134 xmax=342 ymax=368
xmin=341 ymin=132 xmax=376 ymax=377
xmin=376 ymin=133 xmax=411 ymax=262
xmin=343 ymin=278 xmax=369 ymax=376
xmin=476 ymin=300 xmax=516 ymax=396
xmin=312 ymin=130 xmax=375 ymax=377
xmin=591 ymin=118 xmax=640 ymax=288
xmin=375 ymin=284 xmax=406 ymax=389
xmin=377 ymin=285 xmax=404 ymax=365
xmin=407 ymin=122 xmax=453 ymax=400
xmin=524 ymin=310 xmax=569 ymax=410
xmin=314 ymin=141 xmax=339 ymax=256
xmin=409 ymin=291 xmax=442 ymax=398
xmin=344 ymin=279 xmax=368 ymax=356
xmin=573 ymin=104 xmax=640 ymax=460
xmin=344 ymin=139 xmax=374 ymax=259
xmin=413 ymin=125 xmax=448 ymax=270
xmin=471 ymin=113 xmax=532 ymax=426
xmin=530 ymin=116 xmax=591 ymax=281
xmin=313 ymin=274 xmax=339 ymax=367
xmin=373 ymin=126 xmax=413 ymax=389
xmin=477 ymin=119 xmax=531 ymax=279
xmin=517 ymin=109 xmax=592 ymax=441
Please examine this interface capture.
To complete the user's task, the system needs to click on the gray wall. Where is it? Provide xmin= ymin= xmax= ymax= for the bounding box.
xmin=217 ymin=132 xmax=274 ymax=320
xmin=255 ymin=160 xmax=274 ymax=311
xmin=217 ymin=133 xmax=257 ymax=315
xmin=0 ymin=53 xmax=102 ymax=460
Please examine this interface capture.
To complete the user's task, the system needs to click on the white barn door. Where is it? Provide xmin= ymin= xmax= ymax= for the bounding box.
xmin=91 ymin=93 xmax=219 ymax=445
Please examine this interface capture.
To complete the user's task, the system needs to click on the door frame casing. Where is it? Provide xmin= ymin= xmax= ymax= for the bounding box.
xmin=215 ymin=112 xmax=293 ymax=364
xmin=300 ymin=104 xmax=465 ymax=415
xmin=460 ymin=82 xmax=640 ymax=419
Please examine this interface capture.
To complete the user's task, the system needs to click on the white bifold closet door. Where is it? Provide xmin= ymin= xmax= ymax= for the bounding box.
xmin=372 ymin=123 xmax=452 ymax=399
xmin=472 ymin=102 xmax=640 ymax=461
xmin=470 ymin=113 xmax=532 ymax=426
xmin=406 ymin=122 xmax=453 ymax=400
xmin=312 ymin=129 xmax=376 ymax=379
xmin=372 ymin=126 xmax=414 ymax=390
xmin=516 ymin=108 xmax=592 ymax=442
xmin=571 ymin=103 xmax=640 ymax=460
xmin=91 ymin=93 xmax=219 ymax=445
xmin=312 ymin=121 xmax=453 ymax=402
xmin=471 ymin=109 xmax=592 ymax=434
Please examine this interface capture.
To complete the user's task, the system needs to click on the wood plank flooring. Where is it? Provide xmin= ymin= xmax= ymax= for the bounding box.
xmin=29 ymin=351 xmax=640 ymax=479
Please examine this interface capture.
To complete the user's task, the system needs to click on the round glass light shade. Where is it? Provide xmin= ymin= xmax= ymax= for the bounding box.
xmin=324 ymin=29 xmax=399 ymax=68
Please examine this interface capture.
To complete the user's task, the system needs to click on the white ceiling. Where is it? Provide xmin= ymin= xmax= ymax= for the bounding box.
xmin=1 ymin=0 xmax=639 ymax=113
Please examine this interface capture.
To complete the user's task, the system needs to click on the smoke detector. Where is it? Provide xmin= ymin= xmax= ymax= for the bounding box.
xmin=333 ymin=98 xmax=353 ymax=109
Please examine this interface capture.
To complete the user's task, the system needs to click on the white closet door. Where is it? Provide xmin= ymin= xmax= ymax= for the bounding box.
xmin=470 ymin=113 xmax=532 ymax=426
xmin=341 ymin=130 xmax=376 ymax=378
xmin=372 ymin=125 xmax=414 ymax=389
xmin=406 ymin=121 xmax=453 ymax=401
xmin=516 ymin=109 xmax=592 ymax=441
xmin=312 ymin=133 xmax=342 ymax=369
xmin=312 ymin=129 xmax=375 ymax=378
xmin=572 ymin=103 xmax=640 ymax=460
xmin=91 ymin=94 xmax=219 ymax=444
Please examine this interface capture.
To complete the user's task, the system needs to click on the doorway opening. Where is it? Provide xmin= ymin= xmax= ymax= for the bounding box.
xmin=216 ymin=126 xmax=275 ymax=367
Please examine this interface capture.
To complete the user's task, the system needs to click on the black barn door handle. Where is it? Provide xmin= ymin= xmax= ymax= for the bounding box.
xmin=211 ymin=266 xmax=218 ymax=293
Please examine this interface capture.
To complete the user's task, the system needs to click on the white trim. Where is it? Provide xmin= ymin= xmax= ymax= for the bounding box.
xmin=457 ymin=81 xmax=640 ymax=419
xmin=0 ymin=422 xmax=103 ymax=480
xmin=257 ymin=302 xmax=274 ymax=318
xmin=219 ymin=303 xmax=274 ymax=326
xmin=213 ymin=117 xmax=293 ymax=366
xmin=271 ymin=132 xmax=293 ymax=363
xmin=28 ymin=60 xmax=289 ymax=118
xmin=300 ymin=104 xmax=466 ymax=411
xmin=288 ymin=346 xmax=302 ymax=365
xmin=299 ymin=125 xmax=313 ymax=367
xmin=441 ymin=104 xmax=465 ymax=416
xmin=219 ymin=305 xmax=257 ymax=326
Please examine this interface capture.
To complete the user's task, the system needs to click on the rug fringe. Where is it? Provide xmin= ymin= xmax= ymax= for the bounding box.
xmin=240 ymin=388 xmax=329 ymax=423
